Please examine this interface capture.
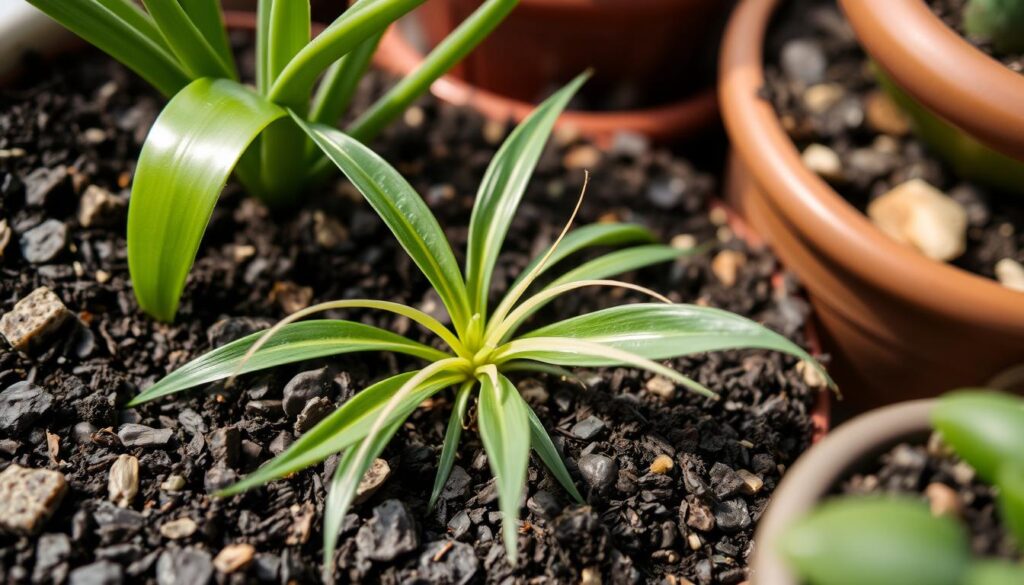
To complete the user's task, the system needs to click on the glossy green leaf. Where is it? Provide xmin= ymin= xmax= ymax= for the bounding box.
xmin=129 ymin=320 xmax=449 ymax=405
xmin=141 ymin=0 xmax=235 ymax=79
xmin=997 ymin=462 xmax=1024 ymax=545
xmin=494 ymin=336 xmax=714 ymax=398
xmin=429 ymin=381 xmax=474 ymax=510
xmin=522 ymin=304 xmax=831 ymax=387
xmin=780 ymin=498 xmax=970 ymax=585
xmin=268 ymin=0 xmax=425 ymax=111
xmin=220 ymin=370 xmax=464 ymax=496
xmin=477 ymin=374 xmax=531 ymax=565
xmin=266 ymin=0 xmax=309 ymax=88
xmin=509 ymin=223 xmax=657 ymax=290
xmin=309 ymin=34 xmax=382 ymax=126
xmin=127 ymin=79 xmax=285 ymax=320
xmin=96 ymin=0 xmax=169 ymax=51
xmin=27 ymin=0 xmax=189 ymax=96
xmin=347 ymin=0 xmax=520 ymax=142
xmin=931 ymin=390 xmax=1024 ymax=483
xmin=323 ymin=416 xmax=404 ymax=576
xmin=179 ymin=0 xmax=236 ymax=75
xmin=964 ymin=560 xmax=1024 ymax=585
xmin=294 ymin=115 xmax=472 ymax=334
xmin=548 ymin=245 xmax=694 ymax=288
xmin=256 ymin=0 xmax=272 ymax=93
xmin=526 ymin=406 xmax=583 ymax=503
xmin=463 ymin=74 xmax=586 ymax=316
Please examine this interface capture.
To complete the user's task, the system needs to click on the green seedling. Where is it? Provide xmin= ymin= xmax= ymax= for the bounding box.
xmin=128 ymin=76 xmax=831 ymax=581
xmin=28 ymin=0 xmax=518 ymax=321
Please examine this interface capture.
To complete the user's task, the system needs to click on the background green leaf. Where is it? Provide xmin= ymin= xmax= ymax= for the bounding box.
xmin=932 ymin=390 xmax=1024 ymax=483
xmin=141 ymin=0 xmax=235 ymax=79
xmin=179 ymin=0 xmax=236 ymax=74
xmin=429 ymin=381 xmax=474 ymax=510
xmin=464 ymin=74 xmax=585 ymax=316
xmin=127 ymin=79 xmax=285 ymax=321
xmin=129 ymin=320 xmax=448 ymax=405
xmin=526 ymin=406 xmax=583 ymax=503
xmin=477 ymin=374 xmax=531 ymax=564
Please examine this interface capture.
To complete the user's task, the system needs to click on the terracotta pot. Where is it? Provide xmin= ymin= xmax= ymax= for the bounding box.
xmin=415 ymin=0 xmax=728 ymax=105
xmin=719 ymin=0 xmax=1024 ymax=409
xmin=839 ymin=0 xmax=1024 ymax=162
xmin=751 ymin=399 xmax=934 ymax=585
xmin=373 ymin=22 xmax=719 ymax=147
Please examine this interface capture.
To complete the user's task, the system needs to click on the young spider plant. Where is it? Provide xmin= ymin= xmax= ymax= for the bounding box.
xmin=28 ymin=0 xmax=517 ymax=322
xmin=127 ymin=76 xmax=833 ymax=581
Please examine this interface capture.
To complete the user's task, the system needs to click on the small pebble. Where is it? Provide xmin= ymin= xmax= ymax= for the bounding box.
xmin=925 ymin=482 xmax=963 ymax=518
xmin=781 ymin=39 xmax=827 ymax=85
xmin=161 ymin=475 xmax=186 ymax=492
xmin=293 ymin=396 xmax=333 ymax=434
xmin=355 ymin=458 xmax=391 ymax=503
xmin=578 ymin=454 xmax=617 ymax=491
xmin=803 ymin=83 xmax=844 ymax=113
xmin=20 ymin=219 xmax=67 ymax=264
xmin=0 ymin=219 xmax=10 ymax=258
xmin=865 ymin=90 xmax=910 ymax=136
xmin=994 ymin=258 xmax=1024 ymax=292
xmin=0 ymin=465 xmax=68 ymax=535
xmin=213 ymin=543 xmax=255 ymax=574
xmin=68 ymin=560 xmax=122 ymax=585
xmin=108 ymin=454 xmax=139 ymax=508
xmin=737 ymin=469 xmax=764 ymax=495
xmin=78 ymin=185 xmax=126 ymax=228
xmin=0 ymin=286 xmax=72 ymax=351
xmin=159 ymin=517 xmax=198 ymax=540
xmin=0 ymin=381 xmax=54 ymax=435
xmin=711 ymin=250 xmax=746 ymax=287
xmin=563 ymin=145 xmax=601 ymax=169
xmin=645 ymin=376 xmax=675 ymax=399
xmin=282 ymin=368 xmax=332 ymax=418
xmin=868 ymin=179 xmax=967 ymax=261
xmin=670 ymin=234 xmax=697 ymax=250
xmin=571 ymin=415 xmax=606 ymax=440
xmin=801 ymin=143 xmax=843 ymax=181
xmin=117 ymin=423 xmax=173 ymax=448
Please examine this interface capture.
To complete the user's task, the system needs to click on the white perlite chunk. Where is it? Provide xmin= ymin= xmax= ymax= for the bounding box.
xmin=0 ymin=465 xmax=68 ymax=535
xmin=0 ymin=287 xmax=72 ymax=351
xmin=867 ymin=179 xmax=967 ymax=261
xmin=995 ymin=258 xmax=1024 ymax=292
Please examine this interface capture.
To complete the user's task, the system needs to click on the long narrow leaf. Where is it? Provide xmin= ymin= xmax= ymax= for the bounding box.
xmin=266 ymin=0 xmax=310 ymax=90
xmin=127 ymin=79 xmax=285 ymax=321
xmin=477 ymin=374 xmax=531 ymax=565
xmin=526 ymin=406 xmax=583 ymax=503
xmin=141 ymin=0 xmax=235 ymax=79
xmin=522 ymin=304 xmax=833 ymax=387
xmin=220 ymin=370 xmax=464 ymax=496
xmin=269 ymin=0 xmax=425 ymax=110
xmin=509 ymin=223 xmax=657 ymax=290
xmin=494 ymin=337 xmax=715 ymax=398
xmin=256 ymin=0 xmax=272 ymax=93
xmin=129 ymin=320 xmax=448 ymax=405
xmin=324 ymin=416 xmax=404 ymax=576
xmin=27 ymin=0 xmax=189 ymax=96
xmin=309 ymin=0 xmax=381 ymax=126
xmin=180 ymin=0 xmax=237 ymax=76
xmin=428 ymin=381 xmax=474 ymax=510
xmin=96 ymin=0 xmax=169 ymax=51
xmin=347 ymin=0 xmax=519 ymax=141
xmin=463 ymin=74 xmax=586 ymax=317
xmin=294 ymin=115 xmax=472 ymax=334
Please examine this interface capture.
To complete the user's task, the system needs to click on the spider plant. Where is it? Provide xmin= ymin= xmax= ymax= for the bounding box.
xmin=28 ymin=0 xmax=517 ymax=322
xmin=128 ymin=76 xmax=832 ymax=580
xmin=781 ymin=390 xmax=1024 ymax=585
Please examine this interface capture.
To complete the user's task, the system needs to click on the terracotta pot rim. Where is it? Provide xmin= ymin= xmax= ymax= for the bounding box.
xmin=718 ymin=0 xmax=1024 ymax=332
xmin=751 ymin=399 xmax=935 ymax=585
xmin=838 ymin=0 xmax=1024 ymax=160
xmin=373 ymin=23 xmax=719 ymax=145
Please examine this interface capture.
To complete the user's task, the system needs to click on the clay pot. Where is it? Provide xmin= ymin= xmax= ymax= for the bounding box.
xmin=373 ymin=22 xmax=719 ymax=147
xmin=415 ymin=0 xmax=727 ymax=105
xmin=751 ymin=399 xmax=934 ymax=585
xmin=719 ymin=0 xmax=1024 ymax=409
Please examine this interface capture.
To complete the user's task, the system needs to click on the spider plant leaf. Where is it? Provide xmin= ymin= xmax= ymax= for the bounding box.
xmin=997 ymin=463 xmax=1024 ymax=545
xmin=179 ymin=0 xmax=237 ymax=76
xmin=477 ymin=374 xmax=531 ymax=565
xmin=309 ymin=34 xmax=382 ymax=126
xmin=96 ymin=0 xmax=169 ymax=51
xmin=140 ymin=0 xmax=236 ymax=79
xmin=27 ymin=0 xmax=189 ymax=96
xmin=522 ymin=304 xmax=832 ymax=388
xmin=323 ymin=416 xmax=405 ymax=575
xmin=256 ymin=0 xmax=272 ymax=93
xmin=780 ymin=497 xmax=969 ymax=585
xmin=129 ymin=320 xmax=449 ymax=406
xmin=127 ymin=78 xmax=286 ymax=321
xmin=509 ymin=223 xmax=657 ymax=290
xmin=268 ymin=0 xmax=425 ymax=111
xmin=548 ymin=245 xmax=697 ymax=288
xmin=266 ymin=0 xmax=310 ymax=88
xmin=495 ymin=337 xmax=715 ymax=398
xmin=346 ymin=0 xmax=520 ymax=142
xmin=463 ymin=73 xmax=586 ymax=316
xmin=428 ymin=381 xmax=474 ymax=510
xmin=526 ymin=407 xmax=583 ymax=503
xmin=219 ymin=369 xmax=464 ymax=496
xmin=293 ymin=115 xmax=472 ymax=334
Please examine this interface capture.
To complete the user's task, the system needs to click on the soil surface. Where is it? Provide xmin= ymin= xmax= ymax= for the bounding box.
xmin=0 ymin=43 xmax=822 ymax=584
xmin=763 ymin=0 xmax=1024 ymax=285
xmin=929 ymin=0 xmax=1024 ymax=72
xmin=840 ymin=434 xmax=1021 ymax=561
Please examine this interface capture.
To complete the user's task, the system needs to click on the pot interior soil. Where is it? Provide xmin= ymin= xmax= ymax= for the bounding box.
xmin=0 ymin=44 xmax=821 ymax=584
xmin=839 ymin=434 xmax=1021 ymax=562
xmin=928 ymin=0 xmax=1024 ymax=72
xmin=762 ymin=0 xmax=1024 ymax=287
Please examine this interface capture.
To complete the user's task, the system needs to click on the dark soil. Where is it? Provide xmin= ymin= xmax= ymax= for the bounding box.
xmin=839 ymin=435 xmax=1021 ymax=561
xmin=0 ymin=42 xmax=822 ymax=584
xmin=929 ymin=0 xmax=1024 ymax=72
xmin=763 ymin=0 xmax=1024 ymax=284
